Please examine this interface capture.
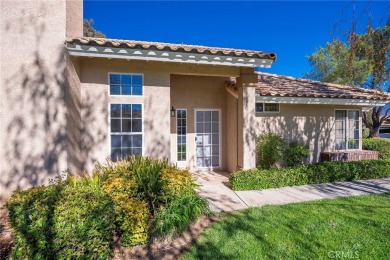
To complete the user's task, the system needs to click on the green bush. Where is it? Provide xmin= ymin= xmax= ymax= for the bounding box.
xmin=282 ymin=141 xmax=310 ymax=167
xmin=114 ymin=197 xmax=150 ymax=247
xmin=154 ymin=192 xmax=209 ymax=237
xmin=7 ymin=156 xmax=209 ymax=256
xmin=6 ymin=185 xmax=61 ymax=259
xmin=362 ymin=128 xmax=370 ymax=138
xmin=160 ymin=168 xmax=194 ymax=201
xmin=257 ymin=133 xmax=285 ymax=169
xmin=97 ymin=156 xmax=207 ymax=246
xmin=363 ymin=138 xmax=390 ymax=159
xmin=53 ymin=178 xmax=115 ymax=259
xmin=230 ymin=159 xmax=390 ymax=191
xmin=96 ymin=156 xmax=173 ymax=215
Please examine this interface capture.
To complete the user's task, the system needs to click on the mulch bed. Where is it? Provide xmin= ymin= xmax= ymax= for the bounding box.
xmin=0 ymin=206 xmax=13 ymax=260
xmin=113 ymin=215 xmax=220 ymax=260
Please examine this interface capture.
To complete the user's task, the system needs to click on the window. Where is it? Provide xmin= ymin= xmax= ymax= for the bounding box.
xmin=256 ymin=102 xmax=280 ymax=113
xmin=177 ymin=109 xmax=187 ymax=161
xmin=109 ymin=73 xmax=143 ymax=96
xmin=335 ymin=110 xmax=360 ymax=150
xmin=110 ymin=104 xmax=142 ymax=161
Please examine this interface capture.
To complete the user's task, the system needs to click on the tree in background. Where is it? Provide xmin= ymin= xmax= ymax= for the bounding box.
xmin=83 ymin=19 xmax=106 ymax=38
xmin=305 ymin=18 xmax=390 ymax=137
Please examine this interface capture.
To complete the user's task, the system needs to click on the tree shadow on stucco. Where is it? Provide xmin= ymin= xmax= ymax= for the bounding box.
xmin=143 ymin=95 xmax=170 ymax=160
xmin=1 ymin=5 xmax=106 ymax=201
xmin=248 ymin=108 xmax=332 ymax=164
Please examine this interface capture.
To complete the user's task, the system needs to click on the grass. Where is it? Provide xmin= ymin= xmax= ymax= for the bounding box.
xmin=184 ymin=193 xmax=390 ymax=259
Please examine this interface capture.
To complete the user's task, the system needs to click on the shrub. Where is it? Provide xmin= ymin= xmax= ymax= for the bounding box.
xmin=102 ymin=175 xmax=137 ymax=201
xmin=96 ymin=156 xmax=173 ymax=215
xmin=7 ymin=156 xmax=209 ymax=255
xmin=363 ymin=138 xmax=390 ymax=160
xmin=160 ymin=168 xmax=194 ymax=201
xmin=153 ymin=192 xmax=209 ymax=237
xmin=53 ymin=178 xmax=115 ymax=259
xmin=256 ymin=133 xmax=285 ymax=169
xmin=114 ymin=197 xmax=150 ymax=247
xmin=6 ymin=185 xmax=61 ymax=259
xmin=282 ymin=141 xmax=310 ymax=167
xmin=101 ymin=172 xmax=150 ymax=247
xmin=230 ymin=159 xmax=390 ymax=191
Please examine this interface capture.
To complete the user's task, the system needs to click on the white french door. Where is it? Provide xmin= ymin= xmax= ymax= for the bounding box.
xmin=195 ymin=109 xmax=221 ymax=168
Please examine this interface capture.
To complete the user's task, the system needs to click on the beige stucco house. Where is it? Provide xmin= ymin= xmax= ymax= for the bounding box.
xmin=1 ymin=0 xmax=390 ymax=202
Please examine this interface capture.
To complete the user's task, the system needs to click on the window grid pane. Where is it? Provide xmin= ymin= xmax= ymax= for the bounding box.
xmin=256 ymin=102 xmax=279 ymax=113
xmin=335 ymin=110 xmax=360 ymax=151
xmin=177 ymin=109 xmax=187 ymax=161
xmin=110 ymin=103 xmax=143 ymax=161
xmin=109 ymin=74 xmax=143 ymax=96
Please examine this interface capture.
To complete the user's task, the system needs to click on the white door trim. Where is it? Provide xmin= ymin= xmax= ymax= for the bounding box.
xmin=194 ymin=108 xmax=222 ymax=170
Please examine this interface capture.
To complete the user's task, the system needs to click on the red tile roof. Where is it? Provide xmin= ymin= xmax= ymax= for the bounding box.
xmin=257 ymin=73 xmax=390 ymax=100
xmin=66 ymin=37 xmax=277 ymax=61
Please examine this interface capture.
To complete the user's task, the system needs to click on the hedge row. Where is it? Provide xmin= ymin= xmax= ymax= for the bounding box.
xmin=229 ymin=159 xmax=390 ymax=191
xmin=363 ymin=138 xmax=390 ymax=160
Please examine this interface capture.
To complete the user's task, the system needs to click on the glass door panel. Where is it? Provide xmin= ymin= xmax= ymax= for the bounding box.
xmin=196 ymin=110 xmax=220 ymax=168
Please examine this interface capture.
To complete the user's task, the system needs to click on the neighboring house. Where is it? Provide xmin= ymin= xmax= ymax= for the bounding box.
xmin=1 ymin=0 xmax=390 ymax=202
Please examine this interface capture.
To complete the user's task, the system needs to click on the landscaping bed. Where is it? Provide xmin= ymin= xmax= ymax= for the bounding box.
xmin=230 ymin=159 xmax=390 ymax=191
xmin=5 ymin=156 xmax=209 ymax=259
xmin=184 ymin=193 xmax=390 ymax=259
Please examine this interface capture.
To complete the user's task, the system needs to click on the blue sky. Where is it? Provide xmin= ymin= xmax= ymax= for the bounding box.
xmin=84 ymin=1 xmax=389 ymax=78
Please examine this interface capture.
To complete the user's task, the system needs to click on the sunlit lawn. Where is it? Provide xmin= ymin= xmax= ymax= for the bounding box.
xmin=184 ymin=193 xmax=390 ymax=259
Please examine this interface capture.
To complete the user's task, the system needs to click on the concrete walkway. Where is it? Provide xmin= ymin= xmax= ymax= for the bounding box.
xmin=193 ymin=171 xmax=390 ymax=212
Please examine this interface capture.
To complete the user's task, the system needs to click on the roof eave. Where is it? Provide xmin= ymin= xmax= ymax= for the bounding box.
xmin=256 ymin=95 xmax=390 ymax=106
xmin=66 ymin=43 xmax=275 ymax=68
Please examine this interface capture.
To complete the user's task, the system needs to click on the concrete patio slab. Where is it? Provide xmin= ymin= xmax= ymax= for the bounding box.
xmin=193 ymin=170 xmax=390 ymax=212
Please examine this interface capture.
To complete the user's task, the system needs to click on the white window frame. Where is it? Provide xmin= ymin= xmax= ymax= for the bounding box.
xmin=255 ymin=102 xmax=280 ymax=114
xmin=176 ymin=108 xmax=187 ymax=162
xmin=334 ymin=109 xmax=361 ymax=151
xmin=108 ymin=72 xmax=144 ymax=96
xmin=108 ymin=103 xmax=144 ymax=160
xmin=194 ymin=108 xmax=222 ymax=169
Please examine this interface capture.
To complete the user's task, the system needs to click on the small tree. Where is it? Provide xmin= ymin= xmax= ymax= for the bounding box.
xmin=305 ymin=19 xmax=390 ymax=137
xmin=83 ymin=19 xmax=106 ymax=38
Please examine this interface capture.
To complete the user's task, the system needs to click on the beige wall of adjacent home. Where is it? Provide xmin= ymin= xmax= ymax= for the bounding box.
xmin=0 ymin=0 xmax=83 ymax=202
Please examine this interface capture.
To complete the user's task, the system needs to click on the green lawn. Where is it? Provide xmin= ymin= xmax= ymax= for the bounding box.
xmin=184 ymin=194 xmax=390 ymax=259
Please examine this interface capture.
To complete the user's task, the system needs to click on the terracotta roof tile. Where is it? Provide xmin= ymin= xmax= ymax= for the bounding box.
xmin=66 ymin=37 xmax=277 ymax=61
xmin=256 ymin=73 xmax=390 ymax=101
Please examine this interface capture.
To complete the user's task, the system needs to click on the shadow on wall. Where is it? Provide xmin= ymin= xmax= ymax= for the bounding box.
xmin=2 ymin=10 xmax=67 ymax=199
xmin=0 ymin=5 xmax=107 ymax=201
xmin=143 ymin=94 xmax=170 ymax=160
xmin=249 ymin=114 xmax=332 ymax=163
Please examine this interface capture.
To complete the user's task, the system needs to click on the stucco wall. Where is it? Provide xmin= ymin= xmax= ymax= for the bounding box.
xmin=170 ymin=75 xmax=229 ymax=171
xmin=226 ymin=93 xmax=238 ymax=172
xmin=78 ymin=58 xmax=171 ymax=172
xmin=0 ymin=0 xmax=83 ymax=202
xmin=250 ymin=103 xmax=363 ymax=165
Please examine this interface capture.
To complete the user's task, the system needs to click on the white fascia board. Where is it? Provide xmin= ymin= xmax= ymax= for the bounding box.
xmin=66 ymin=43 xmax=274 ymax=68
xmin=256 ymin=96 xmax=390 ymax=106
